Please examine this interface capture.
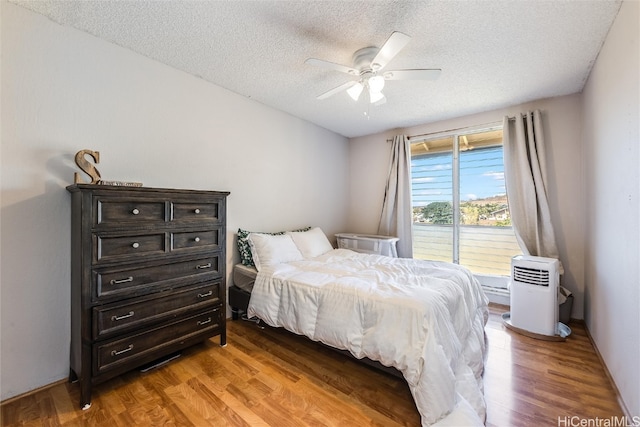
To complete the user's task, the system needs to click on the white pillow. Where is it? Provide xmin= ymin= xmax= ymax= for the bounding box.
xmin=287 ymin=227 xmax=334 ymax=258
xmin=247 ymin=233 xmax=304 ymax=271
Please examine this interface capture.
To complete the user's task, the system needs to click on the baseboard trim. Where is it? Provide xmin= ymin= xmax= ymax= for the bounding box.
xmin=0 ymin=378 xmax=67 ymax=407
xmin=582 ymin=323 xmax=634 ymax=420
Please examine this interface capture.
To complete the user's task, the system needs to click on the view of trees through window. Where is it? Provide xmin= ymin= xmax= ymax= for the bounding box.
xmin=416 ymin=199 xmax=512 ymax=226
xmin=410 ymin=127 xmax=521 ymax=277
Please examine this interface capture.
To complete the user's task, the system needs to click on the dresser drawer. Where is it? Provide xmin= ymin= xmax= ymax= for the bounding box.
xmin=93 ymin=281 xmax=222 ymax=338
xmin=95 ymin=308 xmax=222 ymax=375
xmin=96 ymin=199 xmax=167 ymax=227
xmin=172 ymin=201 xmax=221 ymax=223
xmin=96 ymin=232 xmax=166 ymax=263
xmin=94 ymin=255 xmax=220 ymax=301
xmin=171 ymin=229 xmax=221 ymax=253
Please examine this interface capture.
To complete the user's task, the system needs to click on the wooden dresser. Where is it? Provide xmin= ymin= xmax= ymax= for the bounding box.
xmin=66 ymin=184 xmax=229 ymax=409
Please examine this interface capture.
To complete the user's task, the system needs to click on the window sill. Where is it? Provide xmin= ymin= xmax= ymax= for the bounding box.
xmin=475 ymin=273 xmax=510 ymax=306
xmin=482 ymin=285 xmax=510 ymax=305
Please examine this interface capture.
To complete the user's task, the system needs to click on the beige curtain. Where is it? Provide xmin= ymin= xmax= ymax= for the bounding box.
xmin=503 ymin=111 xmax=561 ymax=262
xmin=378 ymin=135 xmax=413 ymax=258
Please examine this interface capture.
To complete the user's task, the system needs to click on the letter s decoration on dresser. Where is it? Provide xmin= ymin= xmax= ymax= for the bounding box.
xmin=66 ymin=184 xmax=230 ymax=409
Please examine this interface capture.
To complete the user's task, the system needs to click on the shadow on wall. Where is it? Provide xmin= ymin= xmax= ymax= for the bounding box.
xmin=0 ymin=150 xmax=78 ymax=399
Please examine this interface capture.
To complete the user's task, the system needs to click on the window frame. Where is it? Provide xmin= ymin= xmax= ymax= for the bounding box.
xmin=409 ymin=122 xmax=519 ymax=295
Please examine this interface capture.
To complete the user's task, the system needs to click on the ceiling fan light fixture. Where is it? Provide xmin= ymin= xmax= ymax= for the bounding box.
xmin=368 ymin=75 xmax=385 ymax=93
xmin=347 ymin=82 xmax=364 ymax=101
xmin=306 ymin=31 xmax=441 ymax=107
xmin=369 ymin=89 xmax=385 ymax=104
xmin=373 ymin=94 xmax=387 ymax=106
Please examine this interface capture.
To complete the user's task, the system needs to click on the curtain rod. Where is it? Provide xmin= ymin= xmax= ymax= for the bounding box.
xmin=386 ymin=120 xmax=504 ymax=143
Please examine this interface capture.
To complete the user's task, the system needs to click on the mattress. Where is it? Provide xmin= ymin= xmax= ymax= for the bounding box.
xmin=233 ymin=263 xmax=258 ymax=293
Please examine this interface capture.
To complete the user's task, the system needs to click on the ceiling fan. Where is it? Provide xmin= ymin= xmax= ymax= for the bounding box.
xmin=305 ymin=31 xmax=441 ymax=105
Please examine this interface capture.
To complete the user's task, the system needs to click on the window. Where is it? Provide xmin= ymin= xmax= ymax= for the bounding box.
xmin=410 ymin=125 xmax=521 ymax=278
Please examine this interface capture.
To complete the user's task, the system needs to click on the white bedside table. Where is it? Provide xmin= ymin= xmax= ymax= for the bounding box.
xmin=335 ymin=233 xmax=399 ymax=257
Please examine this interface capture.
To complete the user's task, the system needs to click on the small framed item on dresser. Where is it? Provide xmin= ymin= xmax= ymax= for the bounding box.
xmin=66 ymin=184 xmax=229 ymax=409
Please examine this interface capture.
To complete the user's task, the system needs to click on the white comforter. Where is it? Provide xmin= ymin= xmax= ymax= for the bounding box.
xmin=247 ymin=249 xmax=489 ymax=426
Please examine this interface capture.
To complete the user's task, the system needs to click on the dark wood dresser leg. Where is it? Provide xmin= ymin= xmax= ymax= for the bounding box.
xmin=80 ymin=376 xmax=92 ymax=410
xmin=68 ymin=368 xmax=78 ymax=383
xmin=220 ymin=327 xmax=227 ymax=347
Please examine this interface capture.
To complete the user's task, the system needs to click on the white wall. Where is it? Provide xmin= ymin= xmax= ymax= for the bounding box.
xmin=0 ymin=2 xmax=349 ymax=401
xmin=582 ymin=0 xmax=639 ymax=417
xmin=349 ymin=95 xmax=586 ymax=318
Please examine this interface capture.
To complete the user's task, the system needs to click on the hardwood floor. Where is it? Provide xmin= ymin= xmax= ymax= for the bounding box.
xmin=1 ymin=304 xmax=624 ymax=426
xmin=483 ymin=306 xmax=624 ymax=426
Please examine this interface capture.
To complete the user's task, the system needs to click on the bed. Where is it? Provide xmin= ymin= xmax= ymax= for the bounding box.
xmin=228 ymin=227 xmax=489 ymax=426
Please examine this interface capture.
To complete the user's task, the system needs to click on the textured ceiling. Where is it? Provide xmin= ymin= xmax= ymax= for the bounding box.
xmin=12 ymin=0 xmax=622 ymax=138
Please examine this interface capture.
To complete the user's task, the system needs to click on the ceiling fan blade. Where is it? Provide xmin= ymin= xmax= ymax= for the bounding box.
xmin=383 ymin=69 xmax=442 ymax=81
xmin=305 ymin=58 xmax=359 ymax=76
xmin=371 ymin=31 xmax=411 ymax=70
xmin=316 ymin=80 xmax=357 ymax=100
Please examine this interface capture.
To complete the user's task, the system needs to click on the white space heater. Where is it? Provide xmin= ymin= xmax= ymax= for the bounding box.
xmin=510 ymin=255 xmax=560 ymax=337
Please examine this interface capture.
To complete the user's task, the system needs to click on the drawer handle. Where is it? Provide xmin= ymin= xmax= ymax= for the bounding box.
xmin=197 ymin=317 xmax=212 ymax=326
xmin=194 ymin=237 xmax=201 ymax=242
xmin=132 ymin=242 xmax=140 ymax=249
xmin=109 ymin=276 xmax=133 ymax=285
xmin=198 ymin=290 xmax=213 ymax=298
xmin=194 ymin=209 xmax=200 ymax=214
xmin=111 ymin=311 xmax=134 ymax=321
xmin=111 ymin=345 xmax=133 ymax=357
xmin=132 ymin=208 xmax=140 ymax=215
xmin=196 ymin=263 xmax=212 ymax=269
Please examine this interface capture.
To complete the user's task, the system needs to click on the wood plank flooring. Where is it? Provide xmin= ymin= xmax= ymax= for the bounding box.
xmin=1 ymin=304 xmax=624 ymax=426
